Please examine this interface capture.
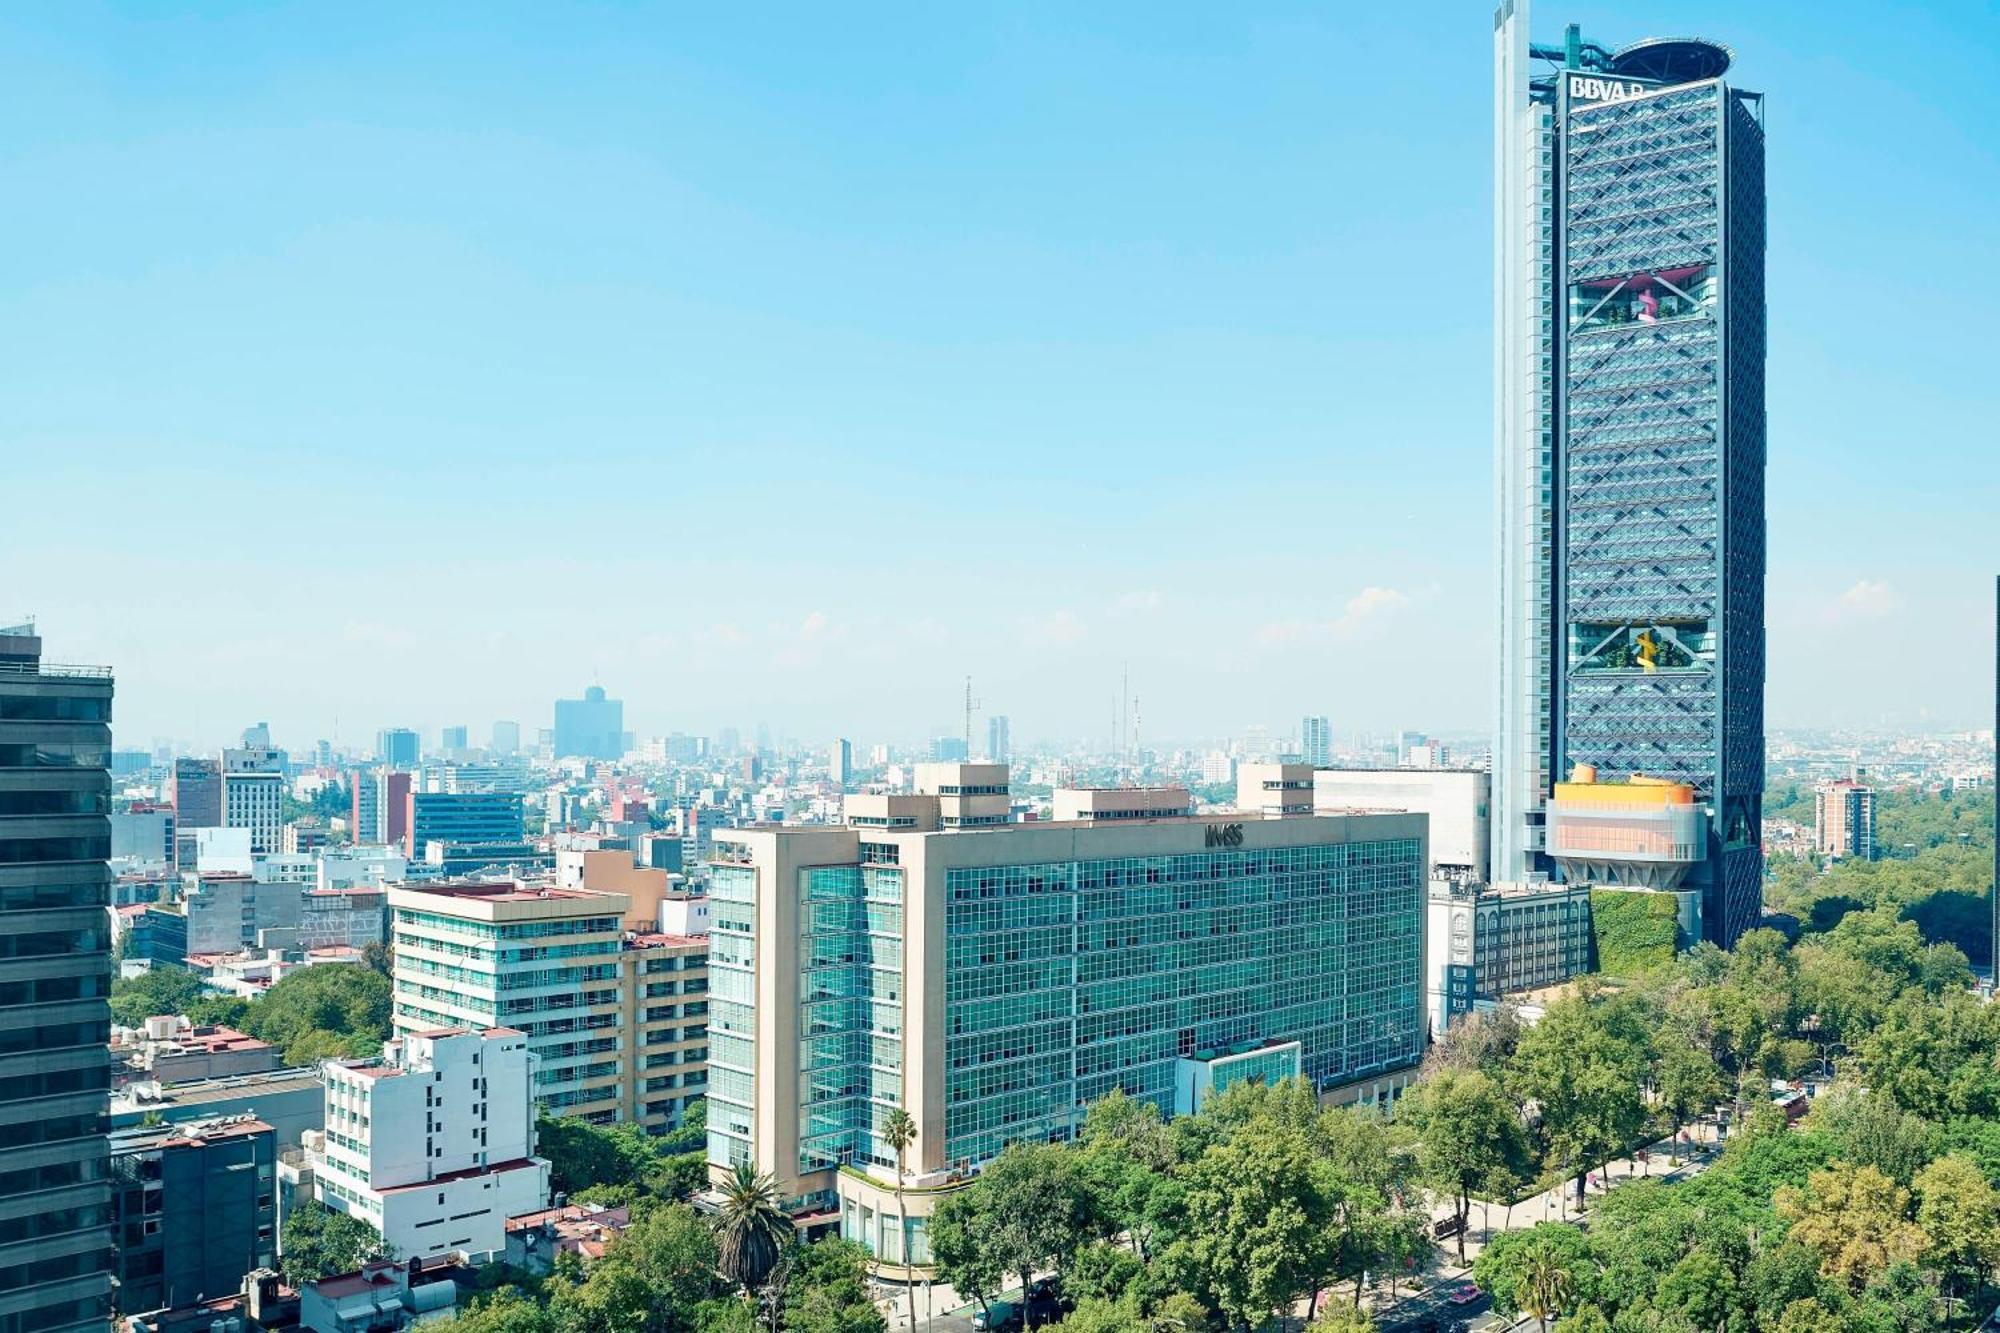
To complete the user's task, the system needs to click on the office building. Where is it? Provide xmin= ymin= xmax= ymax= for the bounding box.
xmin=491 ymin=721 xmax=521 ymax=756
xmin=122 ymin=904 xmax=188 ymax=968
xmin=704 ymin=778 xmax=1426 ymax=1264
xmin=240 ymin=723 xmax=272 ymax=750
xmin=405 ymin=791 xmax=524 ymax=861
xmin=222 ymin=769 xmax=284 ymax=856
xmin=926 ymin=736 xmax=969 ymax=763
xmin=1813 ymin=778 xmax=1875 ymax=862
xmin=553 ymin=686 xmax=623 ymax=761
xmin=111 ymin=802 xmax=177 ymax=865
xmin=110 ymin=1116 xmax=276 ymax=1316
xmin=1424 ymin=878 xmax=1593 ymax=1037
xmin=986 ymin=716 xmax=1011 ymax=766
xmin=1313 ymin=769 xmax=1491 ymax=880
xmin=1493 ymin=9 xmax=1766 ymax=945
xmin=375 ymin=729 xmax=421 ymax=769
xmin=1300 ymin=716 xmax=1331 ymax=767
xmin=284 ymin=820 xmax=329 ymax=856
xmin=317 ymin=846 xmax=409 ymax=892
xmin=830 ymin=739 xmax=853 ymax=790
xmin=181 ymin=870 xmax=305 ymax=956
xmin=169 ymin=758 xmax=222 ymax=831
xmin=388 ymin=883 xmax=708 ymax=1130
xmin=311 ymin=1028 xmax=548 ymax=1262
xmin=439 ymin=726 xmax=469 ymax=757
xmin=369 ymin=771 xmax=412 ymax=848
xmin=0 ymin=623 xmax=116 ymax=1333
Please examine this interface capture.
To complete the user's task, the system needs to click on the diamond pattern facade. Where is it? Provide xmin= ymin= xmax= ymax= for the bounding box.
xmin=1556 ymin=77 xmax=1766 ymax=947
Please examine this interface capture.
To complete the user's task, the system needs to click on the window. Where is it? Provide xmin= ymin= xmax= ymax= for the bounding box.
xmin=1570 ymin=264 xmax=1715 ymax=331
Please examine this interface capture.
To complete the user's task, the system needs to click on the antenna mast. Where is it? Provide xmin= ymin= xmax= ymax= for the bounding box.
xmin=963 ymin=676 xmax=981 ymax=759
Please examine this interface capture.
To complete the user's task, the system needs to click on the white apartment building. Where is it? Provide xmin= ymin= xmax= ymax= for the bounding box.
xmin=315 ymin=1027 xmax=549 ymax=1262
xmin=318 ymin=846 xmax=410 ymax=891
xmin=223 ymin=769 xmax=285 ymax=855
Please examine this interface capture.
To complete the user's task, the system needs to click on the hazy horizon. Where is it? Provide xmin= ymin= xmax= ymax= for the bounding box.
xmin=4 ymin=3 xmax=1993 ymax=747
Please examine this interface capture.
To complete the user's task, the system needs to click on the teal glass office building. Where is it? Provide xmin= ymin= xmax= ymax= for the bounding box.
xmin=702 ymin=805 xmax=1428 ymax=1258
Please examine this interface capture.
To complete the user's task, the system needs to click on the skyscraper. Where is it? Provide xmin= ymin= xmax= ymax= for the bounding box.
xmin=0 ymin=623 xmax=115 ymax=1332
xmin=1300 ymin=715 xmax=1331 ymax=767
xmin=553 ymin=685 xmax=624 ymax=760
xmin=491 ymin=720 xmax=521 ymax=755
xmin=376 ymin=727 xmax=421 ymax=768
xmin=986 ymin=714 xmax=1011 ymax=765
xmin=168 ymin=756 xmax=222 ymax=830
xmin=1493 ymin=5 xmax=1766 ymax=946
xmin=830 ymin=737 xmax=853 ymax=789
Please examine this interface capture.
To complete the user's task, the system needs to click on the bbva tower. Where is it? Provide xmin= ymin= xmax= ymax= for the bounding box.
xmin=1490 ymin=1 xmax=1767 ymax=946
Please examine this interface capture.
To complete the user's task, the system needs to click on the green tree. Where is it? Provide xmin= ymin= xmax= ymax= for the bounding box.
xmin=1399 ymin=1069 xmax=1528 ymax=1262
xmin=1518 ymin=1233 xmax=1580 ymax=1333
xmin=713 ymin=1162 xmax=792 ymax=1324
xmin=1914 ymin=1155 xmax=2000 ymax=1321
xmin=429 ymin=1289 xmax=558 ymax=1333
xmin=109 ymin=966 xmax=209 ymax=1027
xmin=239 ymin=963 xmax=392 ymax=1064
xmin=928 ymin=1189 xmax=1002 ymax=1323
xmin=781 ymin=1238 xmax=886 ymax=1333
xmin=279 ymin=1199 xmax=391 ymax=1285
xmin=1654 ymin=1038 xmax=1726 ymax=1160
xmin=1474 ymin=1224 xmax=1591 ymax=1327
xmin=957 ymin=1142 xmax=1104 ymax=1308
xmin=1164 ymin=1113 xmax=1342 ymax=1327
xmin=1776 ymin=1162 xmax=1930 ymax=1293
xmin=1509 ymin=999 xmax=1649 ymax=1208
xmin=538 ymin=1114 xmax=667 ymax=1198
xmin=1076 ymin=1090 xmax=1184 ymax=1263
xmin=881 ymin=1107 xmax=918 ymax=1333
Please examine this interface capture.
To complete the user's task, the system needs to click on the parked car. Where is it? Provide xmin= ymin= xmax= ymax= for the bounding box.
xmin=1025 ymin=1278 xmax=1070 ymax=1326
xmin=1446 ymin=1282 xmax=1484 ymax=1306
xmin=973 ymin=1301 xmax=1022 ymax=1333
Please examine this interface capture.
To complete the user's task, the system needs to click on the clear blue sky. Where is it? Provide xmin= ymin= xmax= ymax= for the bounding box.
xmin=2 ymin=2 xmax=1994 ymax=751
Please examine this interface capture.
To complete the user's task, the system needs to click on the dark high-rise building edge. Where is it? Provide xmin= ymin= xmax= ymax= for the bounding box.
xmin=167 ymin=757 xmax=221 ymax=830
xmin=1493 ymin=3 xmax=1767 ymax=947
xmin=0 ymin=622 xmax=116 ymax=1332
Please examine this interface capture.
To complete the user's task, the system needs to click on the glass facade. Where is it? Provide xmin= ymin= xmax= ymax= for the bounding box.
xmin=1556 ymin=73 xmax=1766 ymax=945
xmin=942 ymin=839 xmax=1423 ymax=1167
xmin=797 ymin=866 xmax=903 ymax=1175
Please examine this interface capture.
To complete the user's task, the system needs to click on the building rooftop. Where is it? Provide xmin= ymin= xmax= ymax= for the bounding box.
xmin=112 ymin=1115 xmax=274 ymax=1152
xmin=629 ymin=931 xmax=705 ymax=949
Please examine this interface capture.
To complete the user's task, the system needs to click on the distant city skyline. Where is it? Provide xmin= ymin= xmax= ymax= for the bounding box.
xmin=3 ymin=4 xmax=1993 ymax=744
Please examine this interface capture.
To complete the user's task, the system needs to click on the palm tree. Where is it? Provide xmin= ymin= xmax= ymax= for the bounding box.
xmin=715 ymin=1160 xmax=791 ymax=1327
xmin=883 ymin=1107 xmax=920 ymax=1333
xmin=1519 ymin=1241 xmax=1575 ymax=1333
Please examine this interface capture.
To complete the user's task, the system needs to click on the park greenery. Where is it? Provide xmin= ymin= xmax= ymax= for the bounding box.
xmin=280 ymin=1198 xmax=395 ymax=1285
xmin=1764 ymin=784 xmax=1995 ymax=967
xmin=109 ymin=955 xmax=394 ymax=1064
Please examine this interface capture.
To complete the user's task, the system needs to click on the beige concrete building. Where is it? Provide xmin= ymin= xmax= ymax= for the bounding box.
xmin=388 ymin=881 xmax=707 ymax=1131
xmin=1235 ymin=761 xmax=1315 ymax=816
xmin=1049 ymin=786 xmax=1192 ymax=822
xmin=705 ymin=787 xmax=1428 ymax=1269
